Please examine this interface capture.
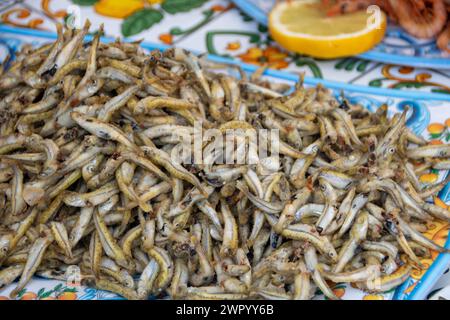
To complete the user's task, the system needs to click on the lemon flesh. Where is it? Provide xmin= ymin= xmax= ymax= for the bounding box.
xmin=269 ymin=0 xmax=386 ymax=59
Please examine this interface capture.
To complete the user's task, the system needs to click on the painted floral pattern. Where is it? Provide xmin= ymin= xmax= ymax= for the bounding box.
xmin=390 ymin=119 xmax=450 ymax=300
xmin=0 ymin=0 xmax=448 ymax=90
xmin=0 ymin=283 xmax=77 ymax=300
xmin=369 ymin=65 xmax=450 ymax=95
xmin=238 ymin=46 xmax=289 ymax=69
xmin=0 ymin=279 xmax=123 ymax=300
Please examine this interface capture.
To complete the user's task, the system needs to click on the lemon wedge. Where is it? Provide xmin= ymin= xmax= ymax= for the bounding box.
xmin=269 ymin=0 xmax=386 ymax=59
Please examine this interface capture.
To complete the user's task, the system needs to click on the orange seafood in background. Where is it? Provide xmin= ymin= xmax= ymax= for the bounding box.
xmin=322 ymin=0 xmax=450 ymax=53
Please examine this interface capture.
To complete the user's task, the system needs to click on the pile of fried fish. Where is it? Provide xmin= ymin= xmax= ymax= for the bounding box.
xmin=0 ymin=21 xmax=450 ymax=300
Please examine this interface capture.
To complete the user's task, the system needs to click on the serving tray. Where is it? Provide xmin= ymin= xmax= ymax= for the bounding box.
xmin=0 ymin=25 xmax=449 ymax=300
xmin=231 ymin=0 xmax=450 ymax=70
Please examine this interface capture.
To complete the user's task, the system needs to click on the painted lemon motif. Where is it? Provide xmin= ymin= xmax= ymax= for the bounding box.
xmin=57 ymin=292 xmax=77 ymax=300
xmin=427 ymin=123 xmax=445 ymax=138
xmin=94 ymin=0 xmax=144 ymax=19
xmin=20 ymin=292 xmax=37 ymax=300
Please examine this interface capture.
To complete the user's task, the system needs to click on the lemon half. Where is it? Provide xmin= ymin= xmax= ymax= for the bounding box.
xmin=269 ymin=0 xmax=387 ymax=59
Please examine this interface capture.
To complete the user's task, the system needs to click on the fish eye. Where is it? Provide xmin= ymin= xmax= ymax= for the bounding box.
xmin=388 ymin=147 xmax=395 ymax=154
xmin=385 ymin=220 xmax=395 ymax=230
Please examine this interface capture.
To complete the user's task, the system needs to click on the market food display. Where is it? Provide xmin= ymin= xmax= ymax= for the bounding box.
xmin=0 ymin=22 xmax=449 ymax=300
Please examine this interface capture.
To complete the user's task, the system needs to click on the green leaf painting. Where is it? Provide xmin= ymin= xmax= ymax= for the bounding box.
xmin=72 ymin=0 xmax=99 ymax=6
xmin=369 ymin=78 xmax=384 ymax=87
xmin=161 ymin=0 xmax=208 ymax=14
xmin=121 ymin=9 xmax=164 ymax=37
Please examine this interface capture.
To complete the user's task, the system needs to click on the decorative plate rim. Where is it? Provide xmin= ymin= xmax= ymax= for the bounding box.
xmin=1 ymin=24 xmax=449 ymax=102
xmin=230 ymin=0 xmax=450 ymax=71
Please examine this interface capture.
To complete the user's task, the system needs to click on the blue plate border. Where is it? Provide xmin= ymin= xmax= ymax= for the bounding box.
xmin=401 ymin=170 xmax=450 ymax=300
xmin=230 ymin=0 xmax=450 ymax=70
xmin=1 ymin=24 xmax=449 ymax=300
xmin=1 ymin=24 xmax=449 ymax=102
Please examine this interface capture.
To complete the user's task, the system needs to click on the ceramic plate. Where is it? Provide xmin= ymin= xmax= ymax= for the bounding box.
xmin=0 ymin=25 xmax=449 ymax=300
xmin=231 ymin=0 xmax=450 ymax=70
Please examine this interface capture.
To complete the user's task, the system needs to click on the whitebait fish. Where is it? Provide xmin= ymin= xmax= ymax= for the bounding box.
xmin=0 ymin=22 xmax=449 ymax=300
